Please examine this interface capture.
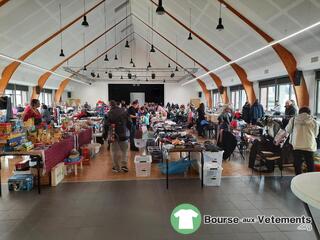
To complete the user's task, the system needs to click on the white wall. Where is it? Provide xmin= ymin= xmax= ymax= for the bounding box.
xmin=164 ymin=82 xmax=199 ymax=105
xmin=71 ymin=82 xmax=108 ymax=106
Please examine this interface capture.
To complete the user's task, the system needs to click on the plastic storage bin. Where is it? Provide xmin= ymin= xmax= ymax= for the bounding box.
xmin=203 ymin=151 xmax=224 ymax=166
xmin=134 ymin=155 xmax=152 ymax=177
xmin=8 ymin=174 xmax=33 ymax=191
xmin=198 ymin=162 xmax=223 ymax=186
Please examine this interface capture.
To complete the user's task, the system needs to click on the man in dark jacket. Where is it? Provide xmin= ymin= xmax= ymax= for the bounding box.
xmin=282 ymin=100 xmax=297 ymax=128
xmin=241 ymin=102 xmax=251 ymax=123
xmin=250 ymin=100 xmax=264 ymax=125
xmin=107 ymin=100 xmax=131 ymax=173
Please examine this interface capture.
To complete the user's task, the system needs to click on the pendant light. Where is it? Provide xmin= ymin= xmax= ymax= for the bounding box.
xmin=95 ymin=49 xmax=100 ymax=78
xmin=156 ymin=0 xmax=165 ymax=15
xmin=114 ymin=20 xmax=118 ymax=60
xmin=82 ymin=33 xmax=87 ymax=71
xmin=121 ymin=75 xmax=123 ymax=79
xmin=216 ymin=2 xmax=224 ymax=31
xmin=130 ymin=58 xmax=133 ymax=64
xmin=168 ymin=50 xmax=171 ymax=68
xmin=97 ymin=73 xmax=100 ymax=78
xmin=188 ymin=8 xmax=192 ymax=40
xmin=125 ymin=4 xmax=130 ymax=48
xmin=103 ymin=1 xmax=108 ymax=61
xmin=59 ymin=4 xmax=65 ymax=57
xmin=150 ymin=5 xmax=155 ymax=53
xmin=133 ymin=62 xmax=136 ymax=67
xmin=175 ymin=35 xmax=179 ymax=71
xmin=148 ymin=62 xmax=152 ymax=68
xmin=81 ymin=0 xmax=89 ymax=27
xmin=168 ymin=63 xmax=171 ymax=68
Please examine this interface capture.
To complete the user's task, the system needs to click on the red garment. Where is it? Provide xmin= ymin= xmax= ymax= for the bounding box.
xmin=23 ymin=106 xmax=42 ymax=122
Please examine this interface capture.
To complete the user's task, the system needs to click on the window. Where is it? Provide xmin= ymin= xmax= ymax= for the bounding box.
xmin=230 ymin=85 xmax=247 ymax=111
xmin=4 ymin=84 xmax=29 ymax=108
xmin=259 ymin=77 xmax=296 ymax=112
xmin=212 ymin=89 xmax=221 ymax=108
xmin=316 ymin=71 xmax=320 ymax=115
xmin=39 ymin=89 xmax=53 ymax=107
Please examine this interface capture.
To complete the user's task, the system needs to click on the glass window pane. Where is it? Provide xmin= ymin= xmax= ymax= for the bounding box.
xmin=278 ymin=84 xmax=290 ymax=113
xmin=260 ymin=87 xmax=267 ymax=110
xmin=268 ymin=86 xmax=276 ymax=111
xmin=240 ymin=90 xmax=246 ymax=110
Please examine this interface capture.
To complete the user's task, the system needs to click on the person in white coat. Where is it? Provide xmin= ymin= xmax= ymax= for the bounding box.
xmin=285 ymin=107 xmax=319 ymax=175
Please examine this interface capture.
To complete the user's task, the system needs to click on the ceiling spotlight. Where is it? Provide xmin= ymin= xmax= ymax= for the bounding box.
xmin=150 ymin=44 xmax=155 ymax=53
xmin=82 ymin=15 xmax=89 ymax=27
xmin=59 ymin=49 xmax=65 ymax=57
xmin=108 ymin=72 xmax=112 ymax=79
xmin=114 ymin=54 xmax=118 ymax=60
xmin=104 ymin=54 xmax=109 ymax=61
xmin=97 ymin=73 xmax=100 ymax=78
xmin=125 ymin=40 xmax=130 ymax=48
xmin=188 ymin=32 xmax=192 ymax=40
xmin=170 ymin=72 xmax=175 ymax=78
xmin=83 ymin=65 xmax=87 ymax=71
xmin=90 ymin=71 xmax=96 ymax=78
xmin=147 ymin=62 xmax=152 ymax=68
xmin=121 ymin=75 xmax=123 ymax=79
xmin=133 ymin=62 xmax=136 ymax=67
xmin=105 ymin=70 xmax=108 ymax=74
xmin=216 ymin=3 xmax=224 ymax=31
xmin=156 ymin=0 xmax=165 ymax=15
xmin=168 ymin=63 xmax=171 ymax=68
xmin=128 ymin=73 xmax=132 ymax=79
xmin=175 ymin=66 xmax=179 ymax=71
xmin=130 ymin=58 xmax=133 ymax=64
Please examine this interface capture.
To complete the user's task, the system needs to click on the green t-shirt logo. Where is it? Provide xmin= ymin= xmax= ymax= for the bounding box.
xmin=170 ymin=203 xmax=201 ymax=234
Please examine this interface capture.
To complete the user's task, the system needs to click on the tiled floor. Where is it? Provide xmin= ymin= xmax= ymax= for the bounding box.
xmin=0 ymin=176 xmax=319 ymax=240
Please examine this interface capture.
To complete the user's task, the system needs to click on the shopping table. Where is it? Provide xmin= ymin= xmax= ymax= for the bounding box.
xmin=291 ymin=172 xmax=320 ymax=239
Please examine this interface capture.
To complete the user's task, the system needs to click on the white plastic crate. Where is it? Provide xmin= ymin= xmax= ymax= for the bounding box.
xmin=198 ymin=162 xmax=223 ymax=186
xmin=203 ymin=151 xmax=224 ymax=165
xmin=134 ymin=155 xmax=152 ymax=177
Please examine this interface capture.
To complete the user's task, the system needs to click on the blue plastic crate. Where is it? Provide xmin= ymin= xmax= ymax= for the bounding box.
xmin=158 ymin=157 xmax=196 ymax=175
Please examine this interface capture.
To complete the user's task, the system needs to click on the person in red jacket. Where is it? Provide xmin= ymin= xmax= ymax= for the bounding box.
xmin=23 ymin=99 xmax=42 ymax=125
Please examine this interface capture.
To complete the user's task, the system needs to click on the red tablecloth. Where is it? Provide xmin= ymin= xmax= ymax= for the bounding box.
xmin=44 ymin=136 xmax=74 ymax=172
xmin=78 ymin=128 xmax=92 ymax=147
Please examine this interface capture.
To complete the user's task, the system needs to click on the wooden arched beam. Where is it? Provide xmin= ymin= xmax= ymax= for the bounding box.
xmin=150 ymin=0 xmax=256 ymax=104
xmin=134 ymin=32 xmax=212 ymax=108
xmin=54 ymin=34 xmax=132 ymax=103
xmin=133 ymin=14 xmax=228 ymax=104
xmin=0 ymin=0 xmax=9 ymax=7
xmin=32 ymin=15 xmax=131 ymax=99
xmin=0 ymin=0 xmax=105 ymax=95
xmin=218 ymin=0 xmax=309 ymax=107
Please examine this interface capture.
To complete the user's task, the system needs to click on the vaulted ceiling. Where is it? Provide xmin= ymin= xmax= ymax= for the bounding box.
xmin=1 ymin=0 xmax=320 ymax=91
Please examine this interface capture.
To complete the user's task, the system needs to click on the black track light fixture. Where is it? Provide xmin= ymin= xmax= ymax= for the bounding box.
xmin=90 ymin=72 xmax=96 ymax=78
xmin=58 ymin=4 xmax=65 ymax=57
xmin=59 ymin=49 xmax=65 ymax=57
xmin=97 ymin=73 xmax=100 ymax=78
xmin=108 ymin=72 xmax=112 ymax=79
xmin=130 ymin=58 xmax=133 ymax=64
xmin=168 ymin=63 xmax=171 ymax=68
xmin=175 ymin=66 xmax=179 ymax=72
xmin=150 ymin=44 xmax=155 ymax=53
xmin=128 ymin=73 xmax=132 ymax=79
xmin=132 ymin=62 xmax=136 ymax=67
xmin=147 ymin=62 xmax=152 ymax=68
xmin=105 ymin=70 xmax=108 ymax=74
xmin=146 ymin=78 xmax=149 ymax=82
xmin=125 ymin=40 xmax=130 ymax=48
xmin=83 ymin=65 xmax=87 ymax=71
xmin=104 ymin=54 xmax=109 ymax=61
xmin=170 ymin=72 xmax=175 ymax=78
xmin=163 ymin=79 xmax=166 ymax=83
xmin=121 ymin=75 xmax=123 ymax=79
xmin=81 ymin=0 xmax=89 ymax=27
xmin=82 ymin=15 xmax=89 ymax=27
xmin=114 ymin=54 xmax=118 ymax=60
xmin=216 ymin=3 xmax=224 ymax=31
xmin=156 ymin=0 xmax=165 ymax=15
xmin=151 ymin=73 xmax=156 ymax=79
xmin=188 ymin=8 xmax=192 ymax=40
